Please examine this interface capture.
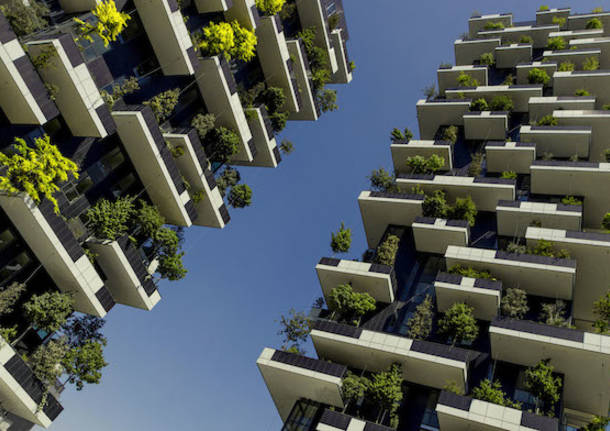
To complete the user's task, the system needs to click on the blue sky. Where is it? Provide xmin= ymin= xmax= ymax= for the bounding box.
xmin=51 ymin=1 xmax=605 ymax=430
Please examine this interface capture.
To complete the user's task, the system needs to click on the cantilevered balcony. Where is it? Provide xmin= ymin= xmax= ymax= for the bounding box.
xmin=134 ymin=0 xmax=198 ymax=76
xmin=257 ymin=348 xmax=345 ymax=421
xmin=548 ymin=29 xmax=603 ymax=42
xmin=27 ymin=35 xmax=114 ymax=138
xmin=0 ymin=342 xmax=63 ymax=428
xmin=391 ymin=140 xmax=453 ymax=175
xmin=542 ymin=48 xmax=601 ymax=70
xmin=225 ymin=0 xmax=259 ymax=30
xmin=164 ymin=129 xmax=230 ymax=227
xmin=463 ymin=111 xmax=508 ymax=140
xmin=194 ymin=0 xmax=232 ymax=13
xmin=553 ymin=71 xmax=610 ymax=108
xmin=315 ymin=409 xmax=393 ymax=431
xmin=286 ymin=39 xmax=318 ymax=121
xmin=536 ymin=7 xmax=570 ymax=27
xmin=434 ymin=272 xmax=500 ymax=321
xmin=58 ymin=0 xmax=99 ymax=13
xmin=570 ymin=37 xmax=610 ymax=69
xmin=357 ymin=191 xmax=424 ymax=249
xmin=454 ymin=38 xmax=501 ymax=66
xmin=196 ymin=56 xmax=254 ymax=163
xmin=528 ymin=97 xmax=596 ymax=121
xmin=112 ymin=106 xmax=194 ymax=227
xmin=468 ymin=13 xmax=513 ymax=37
xmin=87 ymin=236 xmax=161 ymax=311
xmin=296 ymin=0 xmax=338 ymax=73
xmin=437 ymin=65 xmax=488 ymax=95
xmin=490 ymin=318 xmax=610 ymax=417
xmin=568 ymin=11 xmax=610 ymax=36
xmin=552 ymin=110 xmax=610 ymax=162
xmin=310 ymin=320 xmax=477 ymax=394
xmin=495 ymin=44 xmax=532 ymax=69
xmin=315 ymin=257 xmax=396 ymax=303
xmin=526 ymin=227 xmax=610 ymax=326
xmin=485 ymin=141 xmax=535 ymax=174
xmin=329 ymin=29 xmax=352 ymax=84
xmin=477 ymin=24 xmax=559 ymax=49
xmin=396 ymin=175 xmax=515 ymax=212
xmin=515 ymin=62 xmax=557 ymax=86
xmin=436 ymin=391 xmax=559 ymax=431
xmin=412 ymin=217 xmax=469 ymax=255
xmin=256 ymin=15 xmax=300 ymax=113
xmin=241 ymin=106 xmax=280 ymax=167
xmin=444 ymin=245 xmax=576 ymax=300
xmin=0 ymin=196 xmax=113 ymax=317
xmin=0 ymin=14 xmax=58 ymax=125
xmin=520 ymin=125 xmax=592 ymax=158
xmin=416 ymin=99 xmax=471 ymax=139
xmin=496 ymin=201 xmax=582 ymax=237
xmin=446 ymin=85 xmax=543 ymax=112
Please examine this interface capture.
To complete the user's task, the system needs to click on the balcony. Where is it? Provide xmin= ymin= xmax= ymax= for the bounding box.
xmin=496 ymin=201 xmax=582 ymax=237
xmin=569 ymin=37 xmax=610 ymax=69
xmin=396 ymin=175 xmax=515 ymax=212
xmin=196 ymin=56 xmax=254 ymax=163
xmin=134 ymin=0 xmax=198 ymax=76
xmin=316 ymin=409 xmax=393 ymax=431
xmin=495 ymin=44 xmax=532 ymax=69
xmin=446 ymin=85 xmax=543 ymax=113
xmin=357 ymin=191 xmax=424 ymax=248
xmin=516 ymin=62 xmax=557 ymax=86
xmin=525 ymin=227 xmax=610 ymax=326
xmin=112 ymin=106 xmax=194 ymax=227
xmin=434 ymin=272 xmax=500 ymax=321
xmin=194 ymin=0 xmax=232 ymax=13
xmin=542 ymin=48 xmax=601 ymax=70
xmin=86 ymin=236 xmax=161 ymax=311
xmin=444 ymin=245 xmax=576 ymax=300
xmin=0 ymin=195 xmax=113 ymax=317
xmin=315 ymin=257 xmax=397 ymax=304
xmin=412 ymin=217 xmax=469 ymax=255
xmin=296 ymin=0 xmax=338 ymax=73
xmin=454 ymin=38 xmax=501 ymax=66
xmin=0 ymin=342 xmax=63 ymax=428
xmin=436 ymin=391 xmax=559 ymax=431
xmin=329 ymin=29 xmax=352 ymax=84
xmin=256 ymin=15 xmax=300 ymax=113
xmin=554 ymin=71 xmax=610 ymax=109
xmin=527 ymin=97 xmax=596 ymax=121
xmin=416 ymin=99 xmax=471 ymax=139
xmin=164 ymin=128 xmax=230 ymax=227
xmin=536 ymin=7 xmax=570 ymax=27
xmin=548 ymin=29 xmax=604 ymax=42
xmin=485 ymin=141 xmax=535 ymax=174
xmin=58 ymin=0 xmax=99 ymax=13
xmin=286 ymin=39 xmax=318 ymax=121
xmin=391 ymin=140 xmax=453 ymax=175
xmin=530 ymin=159 xmax=610 ymax=227
xmin=490 ymin=318 xmax=610 ymax=417
xmin=468 ymin=13 xmax=513 ymax=37
xmin=225 ymin=0 xmax=259 ymax=30
xmin=568 ymin=12 xmax=610 ymax=36
xmin=463 ymin=111 xmax=508 ymax=140
xmin=477 ymin=24 xmax=559 ymax=49
xmin=241 ymin=106 xmax=280 ymax=167
xmin=256 ymin=348 xmax=345 ymax=421
xmin=437 ymin=65 xmax=488 ymax=95
xmin=553 ymin=110 xmax=610 ymax=162
xmin=519 ymin=125 xmax=592 ymax=158
xmin=310 ymin=320 xmax=477 ymax=394
xmin=27 ymin=35 xmax=114 ymax=138
xmin=0 ymin=14 xmax=58 ymax=125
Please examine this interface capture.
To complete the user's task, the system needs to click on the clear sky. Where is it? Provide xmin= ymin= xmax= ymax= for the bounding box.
xmin=50 ymin=1 xmax=605 ymax=430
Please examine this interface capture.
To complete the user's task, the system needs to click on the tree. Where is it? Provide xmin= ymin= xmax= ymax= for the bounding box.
xmin=0 ymin=0 xmax=49 ymax=36
xmin=457 ymin=72 xmax=479 ymax=87
xmin=100 ymin=76 xmax=139 ymax=108
xmin=449 ymin=196 xmax=477 ymax=227
xmin=540 ymin=300 xmax=570 ymax=327
xmin=279 ymin=139 xmax=294 ymax=155
xmin=191 ymin=113 xmax=216 ymax=141
xmin=157 ymin=253 xmax=187 ymax=281
xmin=368 ymin=168 xmax=396 ymax=193
xmin=327 ymin=284 xmax=376 ymax=326
xmin=468 ymin=152 xmax=484 ymax=177
xmin=74 ymin=0 xmax=131 ymax=47
xmin=277 ymin=309 xmax=310 ymax=354
xmin=86 ymin=196 xmax=134 ymax=240
xmin=528 ymin=68 xmax=550 ymax=85
xmin=448 ymin=265 xmax=494 ymax=280
xmin=423 ymin=84 xmax=437 ymax=100
xmin=331 ymin=222 xmax=351 ymax=254
xmin=0 ymin=135 xmax=79 ymax=214
xmin=255 ymin=0 xmax=286 ymax=15
xmin=592 ymin=292 xmax=610 ymax=334
xmin=61 ymin=340 xmax=107 ymax=390
xmin=342 ymin=371 xmax=370 ymax=412
xmin=602 ymin=213 xmax=610 ymax=231
xmin=406 ymin=154 xmax=445 ymax=174
xmin=489 ymin=95 xmax=513 ymax=112
xmin=537 ymin=115 xmax=558 ymax=126
xmin=501 ymin=288 xmax=528 ymax=319
xmin=29 ymin=338 xmax=69 ymax=410
xmin=375 ymin=235 xmax=400 ymax=266
xmin=390 ymin=128 xmax=413 ymax=142
xmin=144 ymin=88 xmax=180 ymax=123
xmin=472 ymin=379 xmax=521 ymax=408
xmin=62 ymin=315 xmax=107 ymax=347
xmin=228 ymin=184 xmax=252 ymax=208
xmin=579 ymin=416 xmax=610 ymax=431
xmin=480 ymin=52 xmax=495 ymax=66
xmin=423 ymin=190 xmax=450 ymax=219
xmin=586 ymin=18 xmax=603 ymax=29
xmin=529 ymin=240 xmax=570 ymax=259
xmin=367 ymin=363 xmax=403 ymax=424
xmin=438 ymin=302 xmax=478 ymax=346
xmin=318 ymin=89 xmax=338 ymax=112
xmin=216 ymin=168 xmax=240 ymax=197
xmin=0 ymin=282 xmax=25 ymax=316
xmin=198 ymin=20 xmax=257 ymax=62
xmin=558 ymin=61 xmax=575 ymax=72
xmin=442 ymin=125 xmax=458 ymax=144
xmin=524 ymin=359 xmax=561 ymax=415
xmin=204 ymin=127 xmax=240 ymax=163
xmin=230 ymin=20 xmax=258 ymax=62
xmin=134 ymin=200 xmax=165 ymax=239
xmin=547 ymin=36 xmax=566 ymax=50
xmin=470 ymin=98 xmax=489 ymax=112
xmin=23 ymin=292 xmax=74 ymax=333
xmin=406 ymin=295 xmax=433 ymax=340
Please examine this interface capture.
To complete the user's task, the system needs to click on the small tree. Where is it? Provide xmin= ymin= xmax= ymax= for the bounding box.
xmin=592 ymin=292 xmax=610 ymax=334
xmin=29 ymin=338 xmax=69 ymax=410
xmin=528 ymin=68 xmax=550 ymax=85
xmin=586 ymin=18 xmax=603 ymax=29
xmin=547 ymin=36 xmax=566 ymax=50
xmin=406 ymin=295 xmax=433 ymax=340
xmin=367 ymin=363 xmax=403 ymax=424
xmin=100 ymin=76 xmax=139 ymax=108
xmin=457 ymin=72 xmax=479 ymax=87
xmin=579 ymin=416 xmax=610 ymax=431
xmin=191 ymin=113 xmax=216 ymax=141
xmin=74 ymin=0 xmax=131 ymax=47
xmin=0 ymin=0 xmax=49 ymax=36
xmin=540 ymin=300 xmax=570 ymax=327
xmin=442 ymin=125 xmax=459 ymax=144
xmin=230 ymin=20 xmax=258 ymax=62
xmin=470 ymin=98 xmax=489 ymax=112
xmin=480 ymin=52 xmax=495 ymax=66
xmin=501 ymin=288 xmax=529 ymax=319
xmin=144 ymin=88 xmax=180 ymax=123
xmin=489 ymin=95 xmax=514 ymax=112
xmin=583 ymin=57 xmax=600 ymax=71
xmin=390 ymin=128 xmax=414 ymax=142
xmin=375 ymin=234 xmax=400 ymax=266
xmin=256 ymin=0 xmax=286 ymax=15
xmin=277 ymin=309 xmax=310 ymax=354
xmin=558 ymin=61 xmax=575 ymax=72
xmin=484 ymin=21 xmax=505 ymax=30
xmin=342 ymin=371 xmax=370 ymax=413
xmin=524 ymin=359 xmax=561 ymax=415
xmin=61 ymin=340 xmax=107 ymax=390
xmin=318 ymin=89 xmax=338 ymax=112
xmin=279 ymin=139 xmax=294 ymax=155
xmin=228 ymin=184 xmax=252 ymax=208
xmin=537 ymin=115 xmax=558 ymax=126
xmin=368 ymin=168 xmax=396 ymax=193
xmin=86 ymin=196 xmax=134 ymax=240
xmin=23 ymin=292 xmax=74 ymax=333
xmin=198 ymin=20 xmax=257 ymax=62
xmin=62 ymin=315 xmax=107 ymax=347
xmin=406 ymin=154 xmax=445 ymax=174
xmin=134 ymin=200 xmax=164 ymax=238
xmin=204 ymin=127 xmax=240 ymax=163
xmin=473 ymin=379 xmax=521 ymax=408
xmin=520 ymin=35 xmax=534 ymax=44
xmin=216 ymin=168 xmax=241 ymax=197
xmin=423 ymin=190 xmax=450 ymax=219
xmin=331 ymin=222 xmax=352 ymax=254
xmin=438 ymin=302 xmax=478 ymax=346
xmin=327 ymin=284 xmax=376 ymax=326
xmin=561 ymin=195 xmax=581 ymax=206
xmin=157 ymin=253 xmax=187 ymax=280
xmin=0 ymin=282 xmax=26 ymax=316
xmin=449 ymin=196 xmax=477 ymax=227
xmin=0 ymin=135 xmax=79 ymax=214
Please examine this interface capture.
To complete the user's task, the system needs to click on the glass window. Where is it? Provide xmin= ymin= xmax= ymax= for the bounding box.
xmin=111 ymin=173 xmax=137 ymax=198
xmin=326 ymin=2 xmax=337 ymax=16
xmin=87 ymin=148 xmax=126 ymax=184
xmin=0 ymin=229 xmax=16 ymax=253
xmin=0 ymin=251 xmax=31 ymax=280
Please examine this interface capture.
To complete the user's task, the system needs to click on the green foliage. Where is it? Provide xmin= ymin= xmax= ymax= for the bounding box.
xmin=423 ymin=84 xmax=437 ymax=100
xmin=216 ymin=167 xmax=240 ymax=197
xmin=331 ymin=222 xmax=352 ymax=254
xmin=0 ymin=0 xmax=48 ymax=36
xmin=0 ymin=282 xmax=25 ymax=316
xmin=61 ymin=340 xmax=107 ymax=390
xmin=204 ymin=127 xmax=240 ymax=163
xmin=575 ymin=89 xmax=591 ymax=96
xmin=579 ymin=416 xmax=610 ymax=431
xmin=328 ymin=284 xmax=376 ymax=326
xmin=366 ymin=363 xmax=403 ymax=421
xmin=552 ymin=16 xmax=566 ymax=27
xmin=489 ymin=95 xmax=514 ymax=111
xmin=501 ymin=170 xmax=517 ymax=179
xmin=144 ymin=88 xmax=180 ymax=123
xmin=191 ymin=113 xmax=216 ymax=141
xmin=449 ymin=196 xmax=477 ymax=227
xmin=375 ymin=235 xmax=400 ymax=267
xmin=135 ymin=200 xmax=164 ymax=238
xmin=255 ymin=0 xmax=286 ymax=15
xmin=558 ymin=61 xmax=575 ymax=71
xmin=279 ymin=139 xmax=294 ymax=155
xmin=502 ymin=74 xmax=514 ymax=85
xmin=473 ymin=379 xmax=522 ymax=409
xmin=529 ymin=239 xmax=570 ymax=259
xmin=592 ymin=7 xmax=603 ymax=13
xmin=448 ymin=264 xmax=494 ymax=279
xmin=197 ymin=20 xmax=257 ymax=62
xmin=501 ymin=288 xmax=529 ymax=319
xmin=342 ymin=371 xmax=370 ymax=407
xmin=442 ymin=125 xmax=459 ymax=144
xmin=528 ymin=68 xmax=550 ymax=85
xmin=583 ymin=56 xmax=600 ymax=71
xmin=349 ymin=60 xmax=356 ymax=71
xmin=328 ymin=13 xmax=339 ymax=30
xmin=228 ymin=183 xmax=252 ymax=208
xmin=406 ymin=154 xmax=445 ymax=174
xmin=524 ymin=359 xmax=562 ymax=414
xmin=484 ymin=21 xmax=505 ymax=30
xmin=30 ymin=46 xmax=57 ymax=70
xmin=547 ymin=36 xmax=566 ymax=50
xmin=586 ymin=18 xmax=603 ymax=29
xmin=368 ymin=168 xmax=397 ymax=193
xmin=0 ymin=326 xmax=17 ymax=343
xmin=318 ymin=89 xmax=339 ymax=113
xmin=157 ymin=252 xmax=187 ymax=281
xmin=539 ymin=5 xmax=549 ymax=11
xmin=86 ymin=196 xmax=134 ymax=240
xmin=390 ymin=127 xmax=414 ymax=142
xmin=423 ymin=190 xmax=450 ymax=219
xmin=74 ymin=0 xmax=131 ymax=47
xmin=23 ymin=291 xmax=74 ymax=332
xmin=457 ymin=72 xmax=479 ymax=87
xmin=537 ymin=115 xmax=558 ymax=126
xmin=298 ymin=27 xmax=332 ymax=91
xmin=520 ymin=35 xmax=534 ymax=44
xmin=167 ymin=142 xmax=185 ymax=158
xmin=468 ymin=152 xmax=484 ymax=177
xmin=439 ymin=302 xmax=478 ymax=345
xmin=406 ymin=295 xmax=433 ymax=340
xmin=29 ymin=338 xmax=68 ymax=410
xmin=277 ymin=309 xmax=310 ymax=354
xmin=0 ymin=135 xmax=79 ymax=214
xmin=443 ymin=380 xmax=464 ymax=395
xmin=480 ymin=52 xmax=495 ymax=66
xmin=470 ymin=98 xmax=489 ymax=112
xmin=100 ymin=76 xmax=139 ymax=108
xmin=540 ymin=300 xmax=570 ymax=327
xmin=592 ymin=292 xmax=610 ymax=334
xmin=561 ymin=195 xmax=582 ymax=205
xmin=602 ymin=213 xmax=610 ymax=231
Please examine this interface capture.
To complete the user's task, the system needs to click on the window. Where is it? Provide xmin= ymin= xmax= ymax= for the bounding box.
xmin=0 ymin=251 xmax=31 ymax=281
xmin=111 ymin=173 xmax=137 ymax=198
xmin=281 ymin=399 xmax=322 ymax=431
xmin=326 ymin=1 xmax=337 ymax=16
xmin=0 ymin=229 xmax=16 ymax=253
xmin=88 ymin=148 xmax=126 ymax=184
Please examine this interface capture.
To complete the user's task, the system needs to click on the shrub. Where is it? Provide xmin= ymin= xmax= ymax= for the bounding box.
xmin=216 ymin=168 xmax=240 ymax=197
xmin=390 ymin=127 xmax=414 ymax=142
xmin=134 ymin=200 xmax=164 ymax=238
xmin=204 ymin=127 xmax=240 ymax=163
xmin=406 ymin=154 xmax=445 ymax=174
xmin=449 ymin=196 xmax=478 ymax=226
xmin=480 ymin=52 xmax=495 ymax=66
xmin=489 ymin=95 xmax=513 ymax=111
xmin=0 ymin=0 xmax=49 ymax=36
xmin=448 ymin=265 xmax=494 ymax=279
xmin=457 ymin=72 xmax=479 ymax=87
xmin=144 ymin=88 xmax=180 ymax=123
xmin=502 ymin=74 xmax=514 ymax=85
xmin=579 ymin=416 xmax=610 ymax=431
xmin=552 ymin=16 xmax=566 ymax=27
xmin=470 ymin=98 xmax=489 ymax=112
xmin=586 ymin=18 xmax=603 ymax=29
xmin=558 ymin=61 xmax=575 ymax=72
xmin=537 ymin=114 xmax=558 ymax=126
xmin=423 ymin=190 xmax=450 ymax=219
xmin=86 ymin=196 xmax=134 ymax=240
xmin=255 ymin=0 xmax=286 ymax=15
xmin=524 ymin=359 xmax=561 ymax=415
xmin=439 ymin=302 xmax=478 ymax=346
xmin=575 ymin=89 xmax=591 ymax=96
xmin=327 ymin=284 xmax=376 ymax=326
xmin=593 ymin=7 xmax=603 ymax=13
xmin=602 ymin=213 xmax=610 ymax=231
xmin=342 ymin=371 xmax=370 ymax=409
xmin=375 ymin=234 xmax=400 ymax=266
xmin=198 ymin=20 xmax=257 ymax=62
xmin=23 ymin=291 xmax=73 ymax=332
xmin=501 ymin=170 xmax=517 ymax=180
xmin=278 ymin=309 xmax=310 ymax=354
xmin=228 ymin=184 xmax=252 ymax=208
xmin=539 ymin=5 xmax=549 ymax=11
xmin=191 ymin=113 xmax=216 ymax=141
xmin=327 ymin=13 xmax=339 ymax=30
xmin=484 ymin=21 xmax=505 ymax=30
xmin=317 ymin=89 xmax=338 ymax=112
xmin=367 ymin=364 xmax=403 ymax=426
xmin=100 ymin=76 xmax=140 ymax=108
xmin=473 ymin=379 xmax=522 ymax=408
xmin=530 ymin=239 xmax=570 ymax=259
xmin=540 ymin=300 xmax=570 ymax=327
xmin=593 ymin=292 xmax=610 ymax=334
xmin=368 ymin=168 xmax=397 ymax=193
xmin=520 ymin=35 xmax=534 ymax=44
xmin=406 ymin=295 xmax=433 ymax=340
xmin=29 ymin=338 xmax=68 ymax=409
xmin=547 ymin=36 xmax=566 ymax=50
xmin=0 ymin=282 xmax=25 ymax=316
xmin=468 ymin=153 xmax=484 ymax=177
xmin=442 ymin=125 xmax=459 ymax=144
xmin=279 ymin=139 xmax=294 ymax=155
xmin=583 ymin=57 xmax=600 ymax=71
xmin=231 ymin=21 xmax=257 ymax=62
xmin=528 ymin=68 xmax=550 ymax=85
xmin=330 ymin=222 xmax=351 ymax=254
xmin=561 ymin=195 xmax=581 ymax=205
xmin=74 ymin=0 xmax=130 ymax=47
xmin=501 ymin=288 xmax=529 ymax=319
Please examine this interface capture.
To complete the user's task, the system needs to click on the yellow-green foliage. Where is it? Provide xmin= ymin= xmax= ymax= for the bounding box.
xmin=198 ymin=20 xmax=257 ymax=62
xmin=255 ymin=0 xmax=286 ymax=15
xmin=0 ymin=135 xmax=78 ymax=213
xmin=74 ymin=0 xmax=131 ymax=47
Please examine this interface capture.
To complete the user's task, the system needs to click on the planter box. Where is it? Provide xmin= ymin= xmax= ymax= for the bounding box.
xmin=329 ymin=29 xmax=352 ymax=84
xmin=478 ymin=24 xmax=559 ymax=49
xmin=412 ymin=217 xmax=469 ymax=254
xmin=568 ymin=12 xmax=610 ymax=37
xmin=542 ymin=48 xmax=601 ymax=70
xmin=515 ymin=62 xmax=557 ymax=86
xmin=536 ymin=7 xmax=570 ymax=27
xmin=225 ymin=0 xmax=259 ymax=30
xmin=468 ymin=13 xmax=513 ymax=37
xmin=194 ymin=0 xmax=232 ymax=12
xmin=241 ymin=107 xmax=280 ymax=167
xmin=485 ymin=141 xmax=535 ymax=174
xmin=554 ymin=71 xmax=610 ymax=109
xmin=553 ymin=109 xmax=610 ymax=162
xmin=391 ymin=140 xmax=453 ymax=174
xmin=434 ymin=272 xmax=500 ymax=321
xmin=495 ymin=44 xmax=532 ymax=69
xmin=570 ymin=37 xmax=610 ymax=69
xmin=416 ymin=99 xmax=471 ymax=139
xmin=454 ymin=38 xmax=501 ymax=66
xmin=437 ymin=65 xmax=488 ymax=95
xmin=286 ymin=39 xmax=318 ymax=121
xmin=520 ymin=125 xmax=592 ymax=158
xmin=463 ymin=111 xmax=508 ymax=140
xmin=446 ymin=85 xmax=543 ymax=113
xmin=296 ymin=0 xmax=338 ymax=73
xmin=528 ymin=96 xmax=595 ymax=121
xmin=496 ymin=201 xmax=581 ymax=237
